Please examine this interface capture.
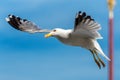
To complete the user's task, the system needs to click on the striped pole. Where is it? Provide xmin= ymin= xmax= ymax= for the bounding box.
xmin=107 ymin=0 xmax=115 ymax=80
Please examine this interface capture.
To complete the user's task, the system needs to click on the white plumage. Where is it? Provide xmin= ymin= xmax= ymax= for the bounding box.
xmin=5 ymin=11 xmax=110 ymax=69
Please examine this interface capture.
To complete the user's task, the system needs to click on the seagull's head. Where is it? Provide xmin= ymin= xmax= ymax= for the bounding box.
xmin=45 ymin=28 xmax=70 ymax=38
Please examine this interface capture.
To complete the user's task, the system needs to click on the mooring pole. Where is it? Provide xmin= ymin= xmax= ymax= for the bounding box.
xmin=107 ymin=0 xmax=115 ymax=80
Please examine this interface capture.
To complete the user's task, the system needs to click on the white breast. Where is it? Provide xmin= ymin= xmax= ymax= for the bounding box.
xmin=57 ymin=36 xmax=95 ymax=49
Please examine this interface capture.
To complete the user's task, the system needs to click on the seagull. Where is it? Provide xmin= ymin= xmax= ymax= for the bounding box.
xmin=5 ymin=11 xmax=110 ymax=69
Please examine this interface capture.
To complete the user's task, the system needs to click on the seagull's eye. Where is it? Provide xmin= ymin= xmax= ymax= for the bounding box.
xmin=53 ymin=30 xmax=56 ymax=32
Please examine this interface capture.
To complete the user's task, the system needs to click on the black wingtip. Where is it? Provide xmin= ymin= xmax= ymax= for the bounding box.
xmin=8 ymin=14 xmax=11 ymax=17
xmin=85 ymin=16 xmax=91 ymax=20
xmin=78 ymin=11 xmax=81 ymax=14
xmin=78 ymin=11 xmax=86 ymax=16
xmin=82 ymin=12 xmax=86 ymax=17
xmin=74 ymin=11 xmax=87 ymax=27
xmin=8 ymin=14 xmax=14 ymax=17
xmin=8 ymin=14 xmax=15 ymax=19
xmin=6 ymin=14 xmax=22 ymax=30
xmin=16 ymin=17 xmax=21 ymax=21
xmin=23 ymin=19 xmax=27 ymax=22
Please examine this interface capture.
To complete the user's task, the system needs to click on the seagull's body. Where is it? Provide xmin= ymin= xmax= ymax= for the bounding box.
xmin=52 ymin=28 xmax=93 ymax=48
xmin=6 ymin=11 xmax=110 ymax=69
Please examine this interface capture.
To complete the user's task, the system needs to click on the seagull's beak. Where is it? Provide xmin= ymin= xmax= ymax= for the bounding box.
xmin=45 ymin=33 xmax=52 ymax=38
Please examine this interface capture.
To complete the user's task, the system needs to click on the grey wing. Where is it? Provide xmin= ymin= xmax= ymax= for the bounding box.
xmin=5 ymin=14 xmax=51 ymax=33
xmin=72 ymin=11 xmax=103 ymax=39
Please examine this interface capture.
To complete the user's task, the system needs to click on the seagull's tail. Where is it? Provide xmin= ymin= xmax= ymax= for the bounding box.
xmin=94 ymin=40 xmax=110 ymax=61
xmin=89 ymin=40 xmax=110 ymax=68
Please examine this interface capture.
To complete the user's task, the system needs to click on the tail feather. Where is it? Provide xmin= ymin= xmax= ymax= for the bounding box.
xmin=94 ymin=41 xmax=110 ymax=61
xmin=95 ymin=48 xmax=110 ymax=61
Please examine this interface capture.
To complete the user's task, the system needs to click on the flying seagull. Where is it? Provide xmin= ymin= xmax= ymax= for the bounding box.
xmin=5 ymin=11 xmax=110 ymax=69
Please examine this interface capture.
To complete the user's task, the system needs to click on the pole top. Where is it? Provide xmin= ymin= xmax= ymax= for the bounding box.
xmin=107 ymin=0 xmax=116 ymax=11
xmin=107 ymin=0 xmax=116 ymax=18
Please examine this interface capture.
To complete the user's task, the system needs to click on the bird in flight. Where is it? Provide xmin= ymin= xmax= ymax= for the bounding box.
xmin=5 ymin=11 xmax=110 ymax=69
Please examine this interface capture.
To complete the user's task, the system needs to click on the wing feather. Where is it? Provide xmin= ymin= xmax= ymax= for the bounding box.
xmin=72 ymin=11 xmax=102 ymax=39
xmin=6 ymin=14 xmax=50 ymax=33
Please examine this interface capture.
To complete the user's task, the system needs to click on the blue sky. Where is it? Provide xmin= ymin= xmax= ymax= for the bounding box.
xmin=0 ymin=0 xmax=120 ymax=80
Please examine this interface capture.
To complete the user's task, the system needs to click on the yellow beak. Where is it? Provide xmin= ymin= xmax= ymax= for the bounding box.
xmin=45 ymin=33 xmax=52 ymax=38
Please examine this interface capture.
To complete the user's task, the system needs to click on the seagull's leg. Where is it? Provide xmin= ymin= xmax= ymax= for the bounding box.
xmin=89 ymin=50 xmax=101 ymax=69
xmin=94 ymin=50 xmax=105 ymax=68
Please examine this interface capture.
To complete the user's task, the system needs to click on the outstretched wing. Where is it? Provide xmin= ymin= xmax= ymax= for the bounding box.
xmin=72 ymin=11 xmax=103 ymax=39
xmin=5 ymin=14 xmax=51 ymax=33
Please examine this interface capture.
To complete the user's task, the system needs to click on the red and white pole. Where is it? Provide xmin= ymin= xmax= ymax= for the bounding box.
xmin=107 ymin=0 xmax=115 ymax=80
